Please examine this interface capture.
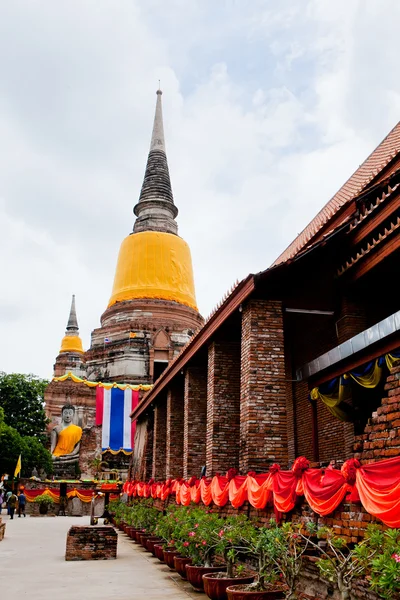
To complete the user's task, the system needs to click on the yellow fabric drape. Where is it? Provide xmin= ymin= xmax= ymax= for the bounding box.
xmin=386 ymin=353 xmax=400 ymax=370
xmin=52 ymin=424 xmax=83 ymax=457
xmin=346 ymin=359 xmax=383 ymax=388
xmin=108 ymin=231 xmax=198 ymax=310
xmin=312 ymin=350 xmax=400 ymax=422
xmin=52 ymin=371 xmax=152 ymax=391
xmin=102 ymin=448 xmax=133 ymax=456
xmin=59 ymin=335 xmax=84 ymax=354
xmin=310 ymin=382 xmax=353 ymax=422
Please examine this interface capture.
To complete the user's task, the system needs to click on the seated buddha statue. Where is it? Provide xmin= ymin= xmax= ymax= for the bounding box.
xmin=51 ymin=404 xmax=83 ymax=464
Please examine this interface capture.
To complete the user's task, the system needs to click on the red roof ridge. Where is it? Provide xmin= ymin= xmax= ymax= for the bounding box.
xmin=272 ymin=122 xmax=400 ymax=266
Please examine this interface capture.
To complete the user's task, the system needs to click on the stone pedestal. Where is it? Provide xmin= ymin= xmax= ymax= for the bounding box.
xmin=52 ymin=461 xmax=78 ymax=479
xmin=65 ymin=526 xmax=117 ymax=560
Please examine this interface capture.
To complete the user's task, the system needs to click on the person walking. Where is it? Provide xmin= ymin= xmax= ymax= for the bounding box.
xmin=8 ymin=491 xmax=18 ymax=519
xmin=17 ymin=490 xmax=26 ymax=517
xmin=5 ymin=489 xmax=12 ymax=515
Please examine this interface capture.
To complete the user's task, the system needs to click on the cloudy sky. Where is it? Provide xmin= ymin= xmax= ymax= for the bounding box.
xmin=1 ymin=1 xmax=399 ymax=379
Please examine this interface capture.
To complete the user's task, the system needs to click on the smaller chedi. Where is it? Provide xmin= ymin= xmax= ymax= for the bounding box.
xmin=51 ymin=404 xmax=83 ymax=468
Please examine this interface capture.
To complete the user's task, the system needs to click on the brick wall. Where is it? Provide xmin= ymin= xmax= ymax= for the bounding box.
xmin=335 ymin=295 xmax=367 ymax=344
xmin=354 ymin=364 xmax=400 ymax=462
xmin=79 ymin=425 xmax=102 ymax=478
xmin=184 ymin=367 xmax=207 ymax=478
xmin=294 ymin=380 xmax=314 ymax=461
xmin=240 ymin=299 xmax=288 ymax=472
xmin=152 ymin=401 xmax=167 ymax=479
xmin=317 ymin=400 xmax=349 ymax=463
xmin=166 ymin=385 xmax=184 ymax=478
xmin=65 ymin=526 xmax=117 ymax=560
xmin=207 ymin=341 xmax=241 ymax=475
xmin=144 ymin=414 xmax=154 ymax=480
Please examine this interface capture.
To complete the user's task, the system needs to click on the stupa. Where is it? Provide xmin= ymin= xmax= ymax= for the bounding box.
xmin=85 ymin=89 xmax=204 ymax=383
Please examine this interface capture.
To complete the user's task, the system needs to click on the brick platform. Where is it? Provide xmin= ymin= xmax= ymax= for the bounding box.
xmin=65 ymin=526 xmax=117 ymax=560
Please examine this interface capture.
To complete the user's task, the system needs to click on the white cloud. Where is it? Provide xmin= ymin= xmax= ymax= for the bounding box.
xmin=0 ymin=0 xmax=399 ymax=377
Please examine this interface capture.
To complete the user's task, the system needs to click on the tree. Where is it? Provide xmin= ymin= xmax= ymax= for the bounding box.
xmin=0 ymin=407 xmax=53 ymax=477
xmin=0 ymin=372 xmax=49 ymax=440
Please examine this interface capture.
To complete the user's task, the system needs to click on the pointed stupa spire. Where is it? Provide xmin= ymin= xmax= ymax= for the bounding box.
xmin=66 ymin=294 xmax=79 ymax=333
xmin=133 ymin=89 xmax=178 ymax=235
xmin=149 ymin=89 xmax=166 ymax=153
xmin=59 ymin=295 xmax=84 ymax=354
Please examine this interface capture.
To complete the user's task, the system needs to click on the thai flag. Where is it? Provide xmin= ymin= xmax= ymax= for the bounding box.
xmin=96 ymin=387 xmax=139 ymax=451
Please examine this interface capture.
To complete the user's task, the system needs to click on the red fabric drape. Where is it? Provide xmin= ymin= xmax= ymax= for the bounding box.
xmin=356 ymin=456 xmax=400 ymax=527
xmin=129 ymin=456 xmax=400 ymax=527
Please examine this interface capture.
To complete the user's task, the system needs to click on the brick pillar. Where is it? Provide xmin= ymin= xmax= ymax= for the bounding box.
xmin=206 ymin=341 xmax=241 ymax=476
xmin=152 ymin=401 xmax=167 ymax=479
xmin=335 ymin=295 xmax=367 ymax=344
xmin=166 ymin=385 xmax=184 ymax=478
xmin=240 ymin=299 xmax=287 ymax=472
xmin=183 ymin=367 xmax=207 ymax=479
xmin=144 ymin=414 xmax=154 ymax=480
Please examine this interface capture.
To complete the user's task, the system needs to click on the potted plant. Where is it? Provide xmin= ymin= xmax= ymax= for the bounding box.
xmin=203 ymin=514 xmax=255 ymax=600
xmin=184 ymin=510 xmax=226 ymax=591
xmin=171 ymin=505 xmax=214 ymax=579
xmin=308 ymin=524 xmax=378 ymax=600
xmin=227 ymin=521 xmax=309 ymax=600
xmin=34 ymin=493 xmax=55 ymax=515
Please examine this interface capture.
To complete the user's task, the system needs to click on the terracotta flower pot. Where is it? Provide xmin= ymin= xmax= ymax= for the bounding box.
xmin=174 ymin=556 xmax=192 ymax=579
xmin=133 ymin=530 xmax=144 ymax=542
xmin=163 ymin=548 xmax=180 ymax=570
xmin=139 ymin=533 xmax=152 ymax=548
xmin=126 ymin=526 xmax=139 ymax=539
xmin=203 ymin=573 xmax=255 ymax=600
xmin=146 ymin=537 xmax=162 ymax=554
xmin=154 ymin=544 xmax=165 ymax=562
xmin=186 ymin=565 xmax=226 ymax=592
xmin=226 ymin=584 xmax=285 ymax=600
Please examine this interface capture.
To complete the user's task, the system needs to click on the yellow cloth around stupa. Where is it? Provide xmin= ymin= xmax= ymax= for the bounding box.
xmin=52 ymin=424 xmax=83 ymax=457
xmin=59 ymin=335 xmax=84 ymax=354
xmin=108 ymin=230 xmax=198 ymax=310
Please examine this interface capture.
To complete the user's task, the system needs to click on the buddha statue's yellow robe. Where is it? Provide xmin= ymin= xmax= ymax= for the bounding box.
xmin=53 ymin=423 xmax=82 ymax=457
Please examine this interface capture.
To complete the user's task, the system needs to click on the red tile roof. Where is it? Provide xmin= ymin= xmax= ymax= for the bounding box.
xmin=273 ymin=122 xmax=400 ymax=266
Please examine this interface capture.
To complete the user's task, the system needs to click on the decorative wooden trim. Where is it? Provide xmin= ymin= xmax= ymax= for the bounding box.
xmin=352 ymin=231 xmax=400 ymax=280
xmin=351 ymin=190 xmax=400 ymax=245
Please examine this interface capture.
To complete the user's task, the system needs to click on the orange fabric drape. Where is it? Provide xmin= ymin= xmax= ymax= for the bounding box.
xmin=24 ymin=488 xmax=97 ymax=503
xmin=129 ymin=455 xmax=400 ymax=528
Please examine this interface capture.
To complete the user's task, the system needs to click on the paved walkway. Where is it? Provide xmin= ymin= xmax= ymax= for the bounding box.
xmin=0 ymin=515 xmax=206 ymax=600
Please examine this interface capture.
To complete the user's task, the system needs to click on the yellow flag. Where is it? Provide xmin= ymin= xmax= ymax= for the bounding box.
xmin=14 ymin=454 xmax=21 ymax=478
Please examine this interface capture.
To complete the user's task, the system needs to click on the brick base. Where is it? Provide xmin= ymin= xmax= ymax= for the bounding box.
xmin=65 ymin=526 xmax=117 ymax=560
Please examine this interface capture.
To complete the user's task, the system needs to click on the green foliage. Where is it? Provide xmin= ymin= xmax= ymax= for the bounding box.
xmin=0 ymin=407 xmax=53 ymax=477
xmin=362 ymin=525 xmax=400 ymax=599
xmin=0 ymin=372 xmax=49 ymax=440
xmin=214 ymin=514 xmax=254 ymax=577
xmin=243 ymin=521 xmax=308 ymax=598
xmin=183 ymin=510 xmax=224 ymax=566
xmin=34 ymin=494 xmax=55 ymax=505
